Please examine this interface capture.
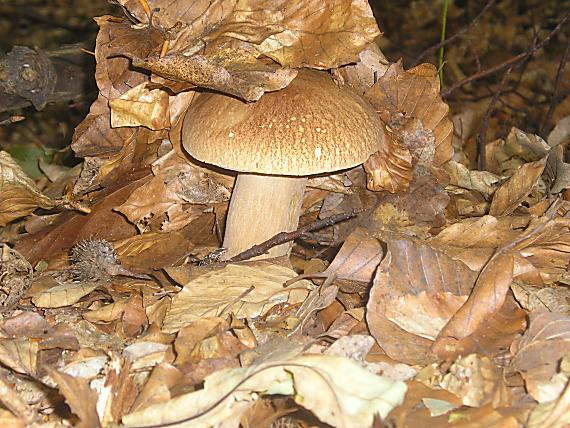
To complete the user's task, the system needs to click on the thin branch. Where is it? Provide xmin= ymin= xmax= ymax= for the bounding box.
xmin=540 ymin=36 xmax=570 ymax=136
xmin=442 ymin=13 xmax=569 ymax=98
xmin=227 ymin=210 xmax=360 ymax=262
xmin=412 ymin=0 xmax=496 ymax=66
xmin=477 ymin=66 xmax=513 ymax=171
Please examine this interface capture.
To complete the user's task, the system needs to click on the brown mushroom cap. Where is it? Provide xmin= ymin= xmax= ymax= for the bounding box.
xmin=182 ymin=69 xmax=384 ymax=176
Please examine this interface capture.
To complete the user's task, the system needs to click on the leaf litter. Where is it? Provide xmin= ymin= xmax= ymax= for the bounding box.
xmin=0 ymin=0 xmax=570 ymax=427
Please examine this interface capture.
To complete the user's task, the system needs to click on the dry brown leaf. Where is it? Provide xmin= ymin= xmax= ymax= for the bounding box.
xmin=109 ymin=83 xmax=170 ymax=130
xmin=511 ymin=283 xmax=570 ymax=313
xmin=386 ymin=381 xmax=463 ymax=427
xmin=365 ymin=62 xmax=454 ymax=167
xmin=48 ymin=368 xmax=102 ymax=428
xmin=437 ymin=295 xmax=526 ymax=360
xmin=31 ymin=282 xmax=101 ymax=308
xmin=489 ymin=157 xmax=547 ymax=216
xmin=130 ymin=363 xmax=182 ymax=413
xmin=432 ymin=253 xmax=515 ymax=359
xmin=485 ymin=127 xmax=550 ymax=177
xmin=514 ymin=216 xmax=570 ymax=285
xmin=0 ymin=245 xmax=32 ymax=311
xmin=115 ymin=151 xmax=229 ymax=232
xmin=122 ymin=0 xmax=380 ymax=69
xmin=364 ymin=133 xmax=413 ymax=193
xmin=0 ymin=339 xmax=37 ymax=376
xmin=368 ymin=235 xmax=477 ymax=342
xmin=291 ymin=227 xmax=384 ymax=293
xmin=0 ymin=311 xmax=79 ymax=351
xmin=337 ymin=44 xmax=390 ymax=95
xmin=510 ymin=312 xmax=570 ymax=403
xmin=120 ymin=294 xmax=149 ymax=338
xmin=0 ymin=151 xmax=56 ymax=226
xmin=429 ymin=215 xmax=529 ymax=271
xmin=444 ymin=160 xmax=501 ymax=197
xmin=440 ymin=354 xmax=510 ymax=408
xmin=174 ymin=318 xmax=247 ymax=368
xmin=163 ymin=262 xmax=312 ymax=333
xmin=527 ymin=381 xmax=570 ymax=428
xmin=71 ymin=16 xmax=163 ymax=158
xmin=129 ymin=52 xmax=298 ymax=102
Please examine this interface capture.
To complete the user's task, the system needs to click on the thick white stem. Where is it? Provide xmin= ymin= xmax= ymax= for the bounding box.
xmin=222 ymin=174 xmax=307 ymax=260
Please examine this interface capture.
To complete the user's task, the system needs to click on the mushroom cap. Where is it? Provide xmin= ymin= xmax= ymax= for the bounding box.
xmin=182 ymin=69 xmax=384 ymax=176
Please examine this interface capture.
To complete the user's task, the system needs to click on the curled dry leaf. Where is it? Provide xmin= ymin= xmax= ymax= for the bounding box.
xmin=0 ymin=245 xmax=33 ymax=311
xmin=121 ymin=0 xmax=380 ymax=69
xmin=109 ymin=83 xmax=170 ymax=130
xmin=364 ymin=132 xmax=413 ymax=193
xmin=123 ymin=354 xmax=407 ymax=428
xmin=290 ymin=227 xmax=384 ymax=293
xmin=129 ymin=53 xmax=298 ymax=102
xmin=365 ymin=61 xmax=453 ymax=169
xmin=485 ymin=127 xmax=550 ymax=177
xmin=72 ymin=16 xmax=163 ymax=158
xmin=48 ymin=368 xmax=102 ymax=428
xmin=489 ymin=157 xmax=548 ymax=216
xmin=337 ymin=44 xmax=391 ymax=95
xmin=115 ymin=151 xmax=230 ymax=232
xmin=432 ymin=253 xmax=515 ymax=358
xmin=440 ymin=354 xmax=509 ymax=408
xmin=0 ymin=151 xmax=56 ymax=226
xmin=510 ymin=312 xmax=570 ymax=403
xmin=444 ymin=160 xmax=501 ymax=198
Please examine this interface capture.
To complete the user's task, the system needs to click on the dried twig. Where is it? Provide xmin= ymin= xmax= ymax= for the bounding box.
xmin=442 ymin=13 xmax=569 ymax=98
xmin=540 ymin=36 xmax=570 ymax=136
xmin=227 ymin=210 xmax=360 ymax=262
xmin=477 ymin=66 xmax=513 ymax=171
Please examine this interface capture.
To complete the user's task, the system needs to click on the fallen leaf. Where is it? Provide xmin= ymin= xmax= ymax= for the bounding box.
xmin=109 ymin=83 xmax=170 ymax=130
xmin=163 ymin=262 xmax=312 ymax=333
xmin=48 ymin=368 xmax=102 ymax=428
xmin=489 ymin=157 xmax=547 ymax=216
xmin=0 ymin=151 xmax=55 ymax=226
xmin=510 ymin=311 xmax=570 ymax=403
xmin=123 ymin=354 xmax=407 ymax=428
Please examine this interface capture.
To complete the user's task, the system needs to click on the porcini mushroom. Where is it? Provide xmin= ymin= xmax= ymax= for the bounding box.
xmin=182 ymin=69 xmax=384 ymax=259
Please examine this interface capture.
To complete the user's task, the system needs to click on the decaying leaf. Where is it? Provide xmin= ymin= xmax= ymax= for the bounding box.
xmin=440 ymin=354 xmax=509 ymax=407
xmin=120 ymin=0 xmax=380 ymax=69
xmin=289 ymin=227 xmax=384 ymax=293
xmin=115 ymin=151 xmax=230 ymax=232
xmin=163 ymin=262 xmax=313 ymax=333
xmin=0 ymin=151 xmax=56 ymax=226
xmin=365 ymin=62 xmax=454 ymax=164
xmin=510 ymin=312 xmax=570 ymax=403
xmin=48 ymin=368 xmax=102 ymax=428
xmin=123 ymin=354 xmax=407 ymax=428
xmin=0 ymin=244 xmax=33 ymax=311
xmin=129 ymin=53 xmax=298 ymax=102
xmin=489 ymin=157 xmax=547 ymax=216
xmin=109 ymin=83 xmax=170 ymax=130
xmin=31 ymin=281 xmax=101 ymax=309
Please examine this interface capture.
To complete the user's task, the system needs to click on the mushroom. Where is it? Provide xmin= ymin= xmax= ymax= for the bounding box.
xmin=182 ymin=69 xmax=384 ymax=259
